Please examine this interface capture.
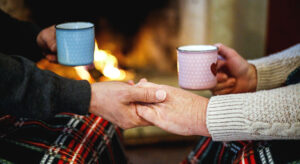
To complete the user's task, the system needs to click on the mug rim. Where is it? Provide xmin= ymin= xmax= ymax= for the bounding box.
xmin=177 ymin=45 xmax=218 ymax=53
xmin=55 ymin=21 xmax=94 ymax=30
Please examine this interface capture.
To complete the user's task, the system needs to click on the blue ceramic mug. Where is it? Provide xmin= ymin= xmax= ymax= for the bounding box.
xmin=56 ymin=22 xmax=95 ymax=66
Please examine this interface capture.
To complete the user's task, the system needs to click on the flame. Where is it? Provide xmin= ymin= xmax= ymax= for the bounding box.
xmin=73 ymin=41 xmax=134 ymax=83
xmin=94 ymin=42 xmax=128 ymax=81
xmin=74 ymin=66 xmax=94 ymax=83
xmin=37 ymin=41 xmax=133 ymax=83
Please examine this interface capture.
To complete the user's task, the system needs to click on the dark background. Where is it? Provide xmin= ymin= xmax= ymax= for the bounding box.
xmin=24 ymin=0 xmax=300 ymax=58
xmin=266 ymin=0 xmax=300 ymax=55
xmin=24 ymin=0 xmax=171 ymax=55
xmin=25 ymin=0 xmax=170 ymax=41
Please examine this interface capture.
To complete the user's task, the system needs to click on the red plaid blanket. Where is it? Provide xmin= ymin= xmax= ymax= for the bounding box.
xmin=181 ymin=137 xmax=300 ymax=164
xmin=0 ymin=113 xmax=127 ymax=164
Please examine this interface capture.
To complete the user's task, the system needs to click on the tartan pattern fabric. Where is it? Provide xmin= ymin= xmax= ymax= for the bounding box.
xmin=181 ymin=137 xmax=300 ymax=164
xmin=0 ymin=113 xmax=127 ymax=164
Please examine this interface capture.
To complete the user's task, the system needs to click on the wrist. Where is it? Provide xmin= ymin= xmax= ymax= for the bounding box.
xmin=195 ymin=97 xmax=210 ymax=136
xmin=247 ymin=64 xmax=257 ymax=92
xmin=88 ymin=84 xmax=98 ymax=114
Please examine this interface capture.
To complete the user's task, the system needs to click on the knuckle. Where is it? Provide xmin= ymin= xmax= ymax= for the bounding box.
xmin=143 ymin=88 xmax=150 ymax=102
xmin=217 ymin=76 xmax=224 ymax=81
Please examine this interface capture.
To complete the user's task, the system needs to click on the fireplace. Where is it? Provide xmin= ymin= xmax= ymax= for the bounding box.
xmin=21 ymin=0 xmax=180 ymax=84
xmin=1 ymin=0 xmax=269 ymax=84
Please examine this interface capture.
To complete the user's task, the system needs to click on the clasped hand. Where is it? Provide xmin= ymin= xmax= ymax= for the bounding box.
xmin=88 ymin=80 xmax=210 ymax=137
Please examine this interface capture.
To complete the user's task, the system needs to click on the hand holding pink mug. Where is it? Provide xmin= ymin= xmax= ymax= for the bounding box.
xmin=177 ymin=45 xmax=218 ymax=90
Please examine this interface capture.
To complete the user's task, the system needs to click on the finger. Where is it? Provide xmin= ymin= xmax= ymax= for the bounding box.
xmin=212 ymin=78 xmax=236 ymax=91
xmin=132 ymin=103 xmax=152 ymax=126
xmin=217 ymin=55 xmax=225 ymax=61
xmin=127 ymin=80 xmax=135 ymax=85
xmin=135 ymin=78 xmax=148 ymax=86
xmin=139 ymin=78 xmax=148 ymax=83
xmin=213 ymin=87 xmax=234 ymax=95
xmin=216 ymin=59 xmax=226 ymax=70
xmin=136 ymin=81 xmax=162 ymax=88
xmin=50 ymin=42 xmax=57 ymax=53
xmin=214 ymin=43 xmax=222 ymax=48
xmin=130 ymin=87 xmax=167 ymax=103
xmin=214 ymin=43 xmax=235 ymax=59
xmin=45 ymin=54 xmax=57 ymax=62
xmin=136 ymin=105 xmax=157 ymax=124
xmin=216 ymin=73 xmax=228 ymax=82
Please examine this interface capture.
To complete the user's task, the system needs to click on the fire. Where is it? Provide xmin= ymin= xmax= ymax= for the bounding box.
xmin=93 ymin=42 xmax=130 ymax=81
xmin=75 ymin=41 xmax=133 ymax=83
xmin=37 ymin=41 xmax=133 ymax=83
xmin=74 ymin=66 xmax=94 ymax=83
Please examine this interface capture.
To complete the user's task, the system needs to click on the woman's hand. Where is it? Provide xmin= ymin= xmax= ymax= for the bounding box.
xmin=212 ymin=43 xmax=257 ymax=95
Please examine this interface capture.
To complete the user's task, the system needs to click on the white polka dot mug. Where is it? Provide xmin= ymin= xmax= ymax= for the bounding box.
xmin=177 ymin=45 xmax=218 ymax=90
xmin=56 ymin=22 xmax=95 ymax=66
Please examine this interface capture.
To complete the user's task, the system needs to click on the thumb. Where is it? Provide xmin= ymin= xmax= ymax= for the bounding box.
xmin=215 ymin=43 xmax=235 ymax=59
xmin=130 ymin=87 xmax=167 ymax=103
xmin=50 ymin=42 xmax=57 ymax=53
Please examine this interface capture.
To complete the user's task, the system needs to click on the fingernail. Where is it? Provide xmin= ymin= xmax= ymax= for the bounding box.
xmin=214 ymin=43 xmax=222 ymax=47
xmin=140 ymin=78 xmax=148 ymax=82
xmin=217 ymin=55 xmax=225 ymax=60
xmin=156 ymin=90 xmax=166 ymax=101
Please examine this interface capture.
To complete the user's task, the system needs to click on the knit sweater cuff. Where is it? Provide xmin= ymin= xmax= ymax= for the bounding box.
xmin=206 ymin=94 xmax=248 ymax=141
xmin=248 ymin=60 xmax=285 ymax=91
xmin=247 ymin=43 xmax=300 ymax=90
xmin=57 ymin=79 xmax=91 ymax=116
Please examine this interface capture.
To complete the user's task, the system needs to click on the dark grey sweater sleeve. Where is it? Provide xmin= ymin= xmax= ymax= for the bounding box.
xmin=0 ymin=9 xmax=43 ymax=62
xmin=0 ymin=53 xmax=91 ymax=120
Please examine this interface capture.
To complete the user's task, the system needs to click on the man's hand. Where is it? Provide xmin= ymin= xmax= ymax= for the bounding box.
xmin=136 ymin=81 xmax=210 ymax=136
xmin=212 ymin=43 xmax=257 ymax=95
xmin=88 ymin=81 xmax=167 ymax=129
xmin=36 ymin=25 xmax=57 ymax=62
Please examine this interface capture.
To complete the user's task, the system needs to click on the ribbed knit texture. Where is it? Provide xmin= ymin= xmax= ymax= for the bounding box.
xmin=248 ymin=43 xmax=300 ymax=90
xmin=207 ymin=44 xmax=300 ymax=141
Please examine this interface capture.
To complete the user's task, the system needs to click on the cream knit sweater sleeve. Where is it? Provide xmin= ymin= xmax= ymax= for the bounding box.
xmin=206 ymin=44 xmax=300 ymax=141
xmin=248 ymin=43 xmax=300 ymax=90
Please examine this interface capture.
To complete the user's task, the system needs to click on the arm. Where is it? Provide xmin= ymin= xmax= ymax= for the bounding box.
xmin=248 ymin=43 xmax=300 ymax=90
xmin=0 ymin=53 xmax=166 ymax=127
xmin=0 ymin=53 xmax=91 ymax=120
xmin=207 ymin=83 xmax=300 ymax=141
xmin=0 ymin=9 xmax=43 ymax=62
xmin=137 ymin=81 xmax=300 ymax=140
